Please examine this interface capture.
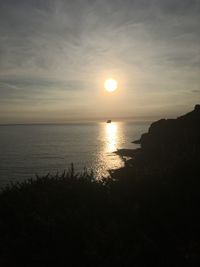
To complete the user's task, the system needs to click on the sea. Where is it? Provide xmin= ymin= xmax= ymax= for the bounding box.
xmin=0 ymin=121 xmax=150 ymax=187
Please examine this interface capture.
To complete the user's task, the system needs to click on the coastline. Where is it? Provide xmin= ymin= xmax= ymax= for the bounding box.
xmin=0 ymin=105 xmax=200 ymax=266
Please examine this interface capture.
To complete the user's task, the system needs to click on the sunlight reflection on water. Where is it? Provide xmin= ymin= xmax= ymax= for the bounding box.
xmin=95 ymin=122 xmax=125 ymax=178
xmin=105 ymin=123 xmax=118 ymax=153
xmin=0 ymin=122 xmax=149 ymax=186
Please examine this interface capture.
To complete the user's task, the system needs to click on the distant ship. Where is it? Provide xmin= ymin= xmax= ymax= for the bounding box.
xmin=107 ymin=120 xmax=112 ymax=123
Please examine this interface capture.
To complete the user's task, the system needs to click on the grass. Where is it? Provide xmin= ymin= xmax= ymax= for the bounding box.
xmin=0 ymin=162 xmax=200 ymax=267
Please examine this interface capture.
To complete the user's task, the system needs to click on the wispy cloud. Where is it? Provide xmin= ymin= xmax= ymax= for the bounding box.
xmin=0 ymin=0 xmax=200 ymax=122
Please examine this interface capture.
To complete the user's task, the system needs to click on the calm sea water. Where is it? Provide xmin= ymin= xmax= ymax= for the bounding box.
xmin=0 ymin=122 xmax=149 ymax=187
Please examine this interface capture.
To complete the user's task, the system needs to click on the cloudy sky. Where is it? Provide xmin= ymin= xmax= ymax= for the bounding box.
xmin=0 ymin=0 xmax=199 ymax=123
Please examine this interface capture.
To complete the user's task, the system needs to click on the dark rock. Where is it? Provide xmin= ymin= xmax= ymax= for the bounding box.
xmin=195 ymin=104 xmax=200 ymax=111
xmin=132 ymin=139 xmax=141 ymax=144
xmin=113 ymin=105 xmax=200 ymax=177
xmin=138 ymin=105 xmax=200 ymax=161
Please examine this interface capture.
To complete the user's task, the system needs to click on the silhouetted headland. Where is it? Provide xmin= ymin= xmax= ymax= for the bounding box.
xmin=115 ymin=104 xmax=200 ymax=178
xmin=0 ymin=105 xmax=200 ymax=266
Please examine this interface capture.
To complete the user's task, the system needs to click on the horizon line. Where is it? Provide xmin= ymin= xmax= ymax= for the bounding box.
xmin=0 ymin=116 xmax=158 ymax=126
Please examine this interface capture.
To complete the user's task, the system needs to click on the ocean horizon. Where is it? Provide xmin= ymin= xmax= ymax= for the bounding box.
xmin=0 ymin=121 xmax=149 ymax=187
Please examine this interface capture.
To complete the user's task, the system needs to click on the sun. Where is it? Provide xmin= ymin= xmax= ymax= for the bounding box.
xmin=104 ymin=79 xmax=118 ymax=92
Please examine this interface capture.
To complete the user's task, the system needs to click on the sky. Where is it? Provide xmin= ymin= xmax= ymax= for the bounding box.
xmin=0 ymin=0 xmax=199 ymax=123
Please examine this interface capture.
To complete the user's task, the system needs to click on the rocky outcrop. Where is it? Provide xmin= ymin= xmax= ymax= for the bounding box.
xmin=113 ymin=105 xmax=200 ymax=180
xmin=110 ymin=106 xmax=200 ymax=265
xmin=132 ymin=105 xmax=200 ymax=162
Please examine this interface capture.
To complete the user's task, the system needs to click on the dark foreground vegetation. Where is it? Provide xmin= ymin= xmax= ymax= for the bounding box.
xmin=0 ymin=105 xmax=200 ymax=266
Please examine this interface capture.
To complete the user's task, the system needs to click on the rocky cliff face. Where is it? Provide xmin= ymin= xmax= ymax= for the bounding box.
xmin=134 ymin=105 xmax=200 ymax=163
xmin=113 ymin=105 xmax=200 ymax=180
xmin=110 ymin=107 xmax=200 ymax=265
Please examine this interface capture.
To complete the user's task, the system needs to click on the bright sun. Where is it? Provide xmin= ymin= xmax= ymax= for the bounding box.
xmin=104 ymin=79 xmax=118 ymax=92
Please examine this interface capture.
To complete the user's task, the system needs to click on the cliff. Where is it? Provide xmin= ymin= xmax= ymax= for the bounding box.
xmin=134 ymin=104 xmax=200 ymax=161
xmin=113 ymin=104 xmax=200 ymax=179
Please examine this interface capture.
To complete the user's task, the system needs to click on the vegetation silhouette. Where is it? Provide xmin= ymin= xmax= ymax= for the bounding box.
xmin=0 ymin=105 xmax=200 ymax=266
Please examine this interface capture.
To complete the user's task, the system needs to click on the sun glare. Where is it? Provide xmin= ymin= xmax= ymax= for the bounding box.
xmin=104 ymin=79 xmax=118 ymax=92
xmin=105 ymin=123 xmax=118 ymax=152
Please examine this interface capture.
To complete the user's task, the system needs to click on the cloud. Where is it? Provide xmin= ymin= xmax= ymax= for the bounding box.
xmin=0 ymin=0 xmax=200 ymax=122
xmin=0 ymin=74 xmax=92 ymax=107
xmin=192 ymin=89 xmax=200 ymax=94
